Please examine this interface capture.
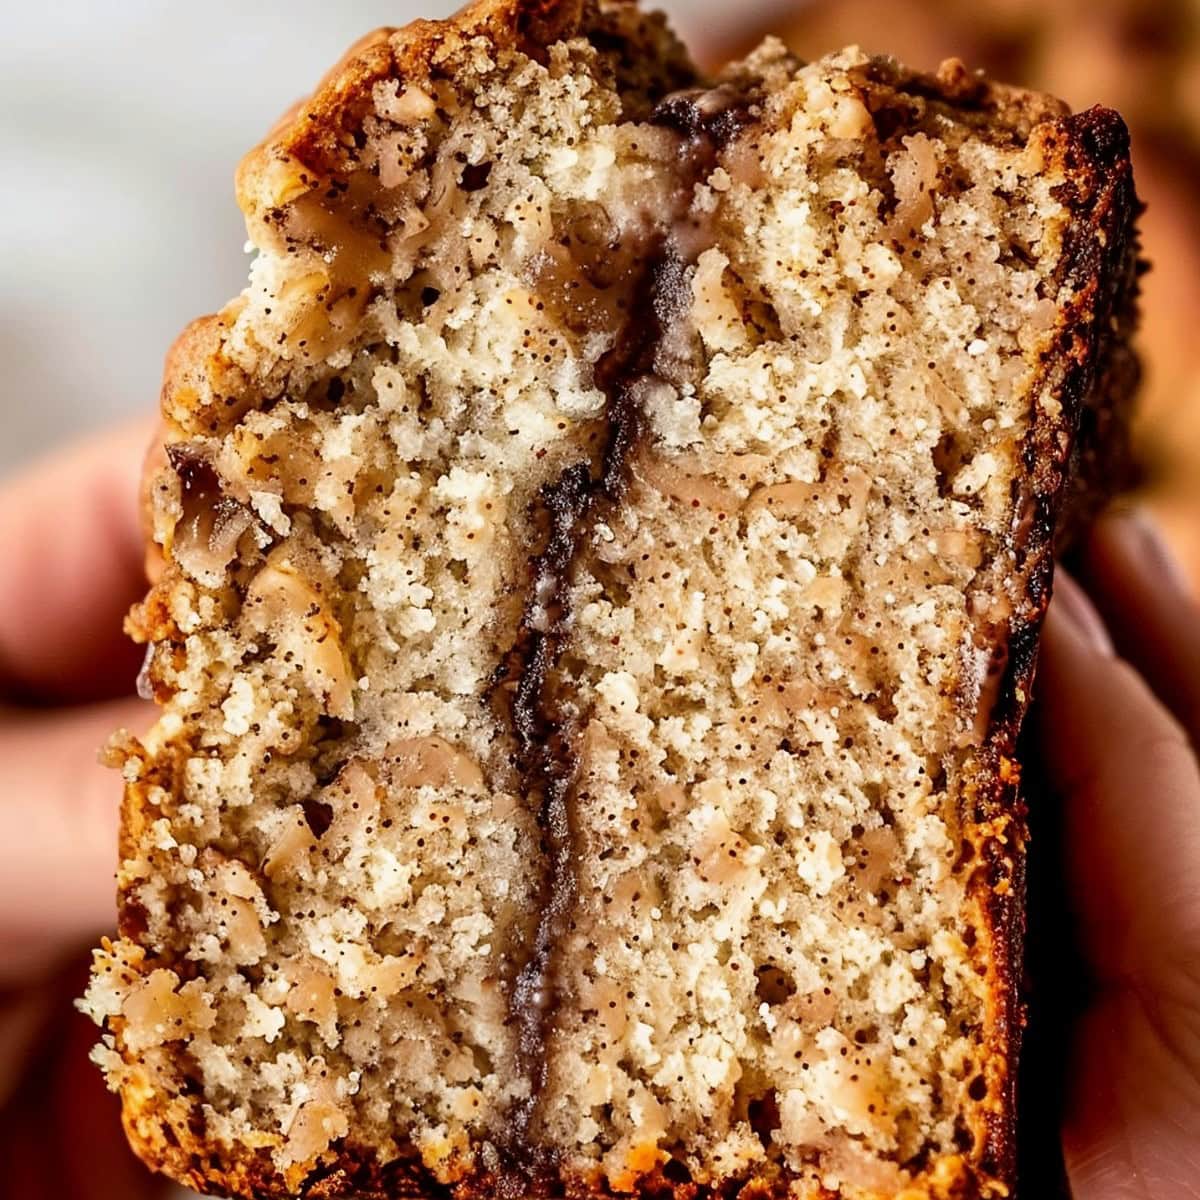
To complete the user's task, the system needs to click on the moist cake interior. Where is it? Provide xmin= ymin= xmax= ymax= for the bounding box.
xmin=85 ymin=7 xmax=1099 ymax=1196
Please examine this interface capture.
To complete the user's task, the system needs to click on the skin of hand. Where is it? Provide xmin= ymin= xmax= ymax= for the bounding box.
xmin=0 ymin=424 xmax=165 ymax=1200
xmin=1038 ymin=513 xmax=1200 ymax=1199
xmin=0 ymin=425 xmax=1196 ymax=1200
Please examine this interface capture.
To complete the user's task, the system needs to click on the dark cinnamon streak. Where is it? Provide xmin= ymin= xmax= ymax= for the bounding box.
xmin=496 ymin=84 xmax=757 ymax=1183
xmin=499 ymin=245 xmax=690 ymax=1183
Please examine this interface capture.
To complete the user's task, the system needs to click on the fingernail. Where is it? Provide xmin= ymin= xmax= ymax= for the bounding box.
xmin=1050 ymin=570 xmax=1114 ymax=654
xmin=1103 ymin=508 xmax=1194 ymax=597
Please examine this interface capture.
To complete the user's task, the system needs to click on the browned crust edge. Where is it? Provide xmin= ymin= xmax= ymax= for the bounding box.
xmin=245 ymin=0 xmax=584 ymax=190
xmin=104 ymin=7 xmax=1140 ymax=1198
xmin=965 ymin=102 xmax=1141 ymax=1196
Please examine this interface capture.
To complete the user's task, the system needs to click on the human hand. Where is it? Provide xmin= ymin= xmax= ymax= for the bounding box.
xmin=0 ymin=425 xmax=167 ymax=1199
xmin=1037 ymin=512 xmax=1200 ymax=1198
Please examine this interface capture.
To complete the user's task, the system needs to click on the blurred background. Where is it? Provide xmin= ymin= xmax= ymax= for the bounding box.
xmin=1 ymin=1 xmax=1196 ymax=1197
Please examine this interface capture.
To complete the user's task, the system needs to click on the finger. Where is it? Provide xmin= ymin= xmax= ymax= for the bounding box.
xmin=1063 ymin=982 xmax=1200 ymax=1200
xmin=0 ymin=986 xmax=49 ymax=1107
xmin=1048 ymin=570 xmax=1114 ymax=656
xmin=1083 ymin=508 xmax=1200 ymax=748
xmin=0 ymin=697 xmax=152 ymax=983
xmin=1036 ymin=574 xmax=1200 ymax=991
xmin=0 ymin=957 xmax=166 ymax=1200
xmin=0 ymin=422 xmax=154 ymax=705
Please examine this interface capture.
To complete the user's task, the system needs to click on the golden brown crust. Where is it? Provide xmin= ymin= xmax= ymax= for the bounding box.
xmin=235 ymin=0 xmax=604 ymax=221
xmin=104 ymin=6 xmax=1139 ymax=1198
xmin=968 ymin=104 xmax=1140 ymax=1195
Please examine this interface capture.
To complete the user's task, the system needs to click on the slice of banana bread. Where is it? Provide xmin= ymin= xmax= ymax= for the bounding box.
xmin=82 ymin=2 xmax=1139 ymax=1197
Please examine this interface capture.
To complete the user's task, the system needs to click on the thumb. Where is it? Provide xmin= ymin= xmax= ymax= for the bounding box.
xmin=1037 ymin=575 xmax=1200 ymax=1198
xmin=0 ymin=697 xmax=153 ymax=983
xmin=1036 ymin=576 xmax=1200 ymax=989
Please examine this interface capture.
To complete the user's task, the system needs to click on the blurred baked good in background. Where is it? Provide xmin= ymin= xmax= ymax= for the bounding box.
xmin=723 ymin=0 xmax=1200 ymax=583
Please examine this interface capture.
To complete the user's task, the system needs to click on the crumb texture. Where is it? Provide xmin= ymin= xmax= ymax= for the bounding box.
xmin=83 ymin=2 xmax=1136 ymax=1198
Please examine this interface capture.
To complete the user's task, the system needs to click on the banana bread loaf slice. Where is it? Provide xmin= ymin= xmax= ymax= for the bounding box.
xmin=82 ymin=2 xmax=1139 ymax=1196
